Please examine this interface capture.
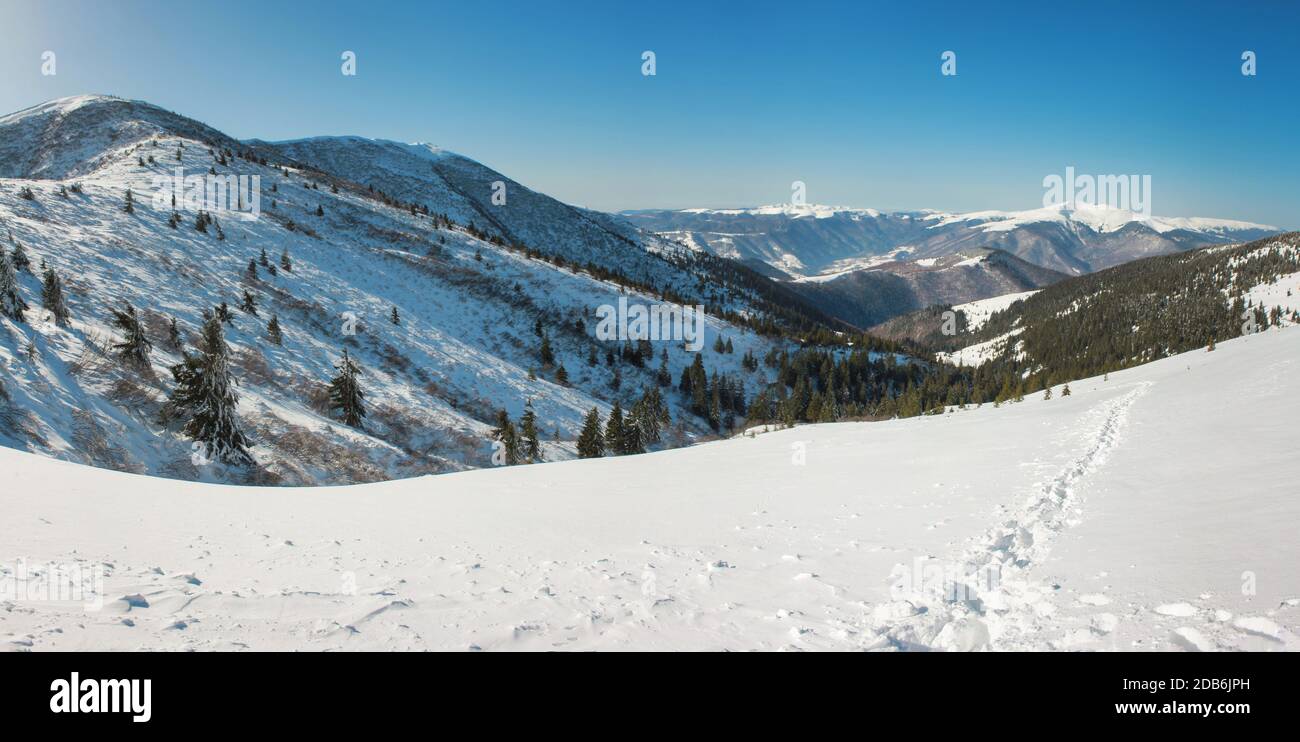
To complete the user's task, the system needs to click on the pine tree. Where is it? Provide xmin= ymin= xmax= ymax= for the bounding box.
xmin=315 ymin=204 xmax=324 ymax=217
xmin=576 ymin=407 xmax=604 ymax=458
xmin=246 ymin=259 xmax=258 ymax=280
xmin=491 ymin=409 xmax=521 ymax=465
xmin=328 ymin=349 xmax=366 ymax=428
xmin=11 ymin=242 xmax=30 ymax=272
xmin=240 ymin=289 xmax=258 ymax=316
xmin=110 ymin=302 xmax=152 ymax=368
xmin=163 ymin=314 xmax=254 ymax=465
xmin=1043 ymin=386 xmax=1053 ymax=400
xmin=280 ymin=249 xmax=293 ymax=272
xmin=605 ymin=401 xmax=625 ymax=455
xmin=258 ymin=247 xmax=270 ymax=267
xmin=539 ymin=333 xmax=555 ymax=366
xmin=1061 ymin=384 xmax=1071 ymax=397
xmin=267 ymin=314 xmax=283 ymax=345
xmin=0 ymin=253 xmax=26 ymax=322
xmin=123 ymin=188 xmax=134 ymax=214
xmin=657 ymin=348 xmax=672 ymax=387
xmin=555 ymin=363 xmax=569 ymax=385
xmin=215 ymin=302 xmax=233 ymax=325
xmin=520 ymin=401 xmax=541 ymax=462
xmin=40 ymin=268 xmax=70 ymax=326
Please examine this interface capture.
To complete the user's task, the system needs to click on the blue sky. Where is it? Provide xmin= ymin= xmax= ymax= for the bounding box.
xmin=1 ymin=0 xmax=1297 ymax=226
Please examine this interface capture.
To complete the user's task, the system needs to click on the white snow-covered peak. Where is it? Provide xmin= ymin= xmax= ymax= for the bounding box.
xmin=0 ymin=94 xmax=131 ymax=125
xmin=923 ymin=202 xmax=1278 ymax=236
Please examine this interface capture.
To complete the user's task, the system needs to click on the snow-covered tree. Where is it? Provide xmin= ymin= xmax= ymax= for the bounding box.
xmin=110 ymin=302 xmax=152 ymax=368
xmin=328 ymin=349 xmax=366 ymax=428
xmin=266 ymin=314 xmax=283 ymax=345
xmin=11 ymin=242 xmax=31 ymax=272
xmin=164 ymin=314 xmax=254 ymax=465
xmin=40 ymin=268 xmax=70 ymax=326
xmin=0 ymin=253 xmax=28 ymax=322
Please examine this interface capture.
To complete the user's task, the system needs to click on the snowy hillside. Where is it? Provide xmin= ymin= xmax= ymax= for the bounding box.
xmin=3 ymin=326 xmax=1297 ymax=651
xmin=0 ymin=96 xmax=807 ymax=485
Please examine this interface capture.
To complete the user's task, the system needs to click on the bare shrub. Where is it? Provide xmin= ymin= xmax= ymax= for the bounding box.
xmin=70 ymin=409 xmax=145 ymax=474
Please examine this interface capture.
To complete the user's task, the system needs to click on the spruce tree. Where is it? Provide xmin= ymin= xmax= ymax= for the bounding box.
xmin=280 ymin=249 xmax=292 ymax=272
xmin=1061 ymin=384 xmax=1071 ymax=397
xmin=164 ymin=314 xmax=254 ymax=465
xmin=0 ymin=253 xmax=26 ymax=322
xmin=267 ymin=314 xmax=283 ymax=345
xmin=539 ymin=333 xmax=555 ymax=367
xmin=491 ymin=409 xmax=520 ymax=465
xmin=390 ymin=306 xmax=400 ymax=325
xmin=520 ymin=400 xmax=541 ymax=462
xmin=555 ymin=363 xmax=569 ymax=386
xmin=110 ymin=302 xmax=152 ymax=368
xmin=11 ymin=242 xmax=30 ymax=272
xmin=240 ymin=289 xmax=258 ymax=316
xmin=328 ymin=349 xmax=366 ymax=428
xmin=123 ymin=188 xmax=134 ymax=214
xmin=605 ymin=401 xmax=625 ymax=455
xmin=40 ymin=268 xmax=70 ymax=326
xmin=576 ymin=407 xmax=604 ymax=458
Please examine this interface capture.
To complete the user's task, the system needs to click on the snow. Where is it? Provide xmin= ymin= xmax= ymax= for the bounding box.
xmin=1240 ymin=270 xmax=1300 ymax=322
xmin=678 ymin=204 xmax=882 ymax=220
xmin=0 ymin=108 xmax=789 ymax=485
xmin=951 ymin=290 xmax=1039 ymax=332
xmin=3 ymin=326 xmax=1297 ymax=651
xmin=923 ymin=202 xmax=1277 ymax=236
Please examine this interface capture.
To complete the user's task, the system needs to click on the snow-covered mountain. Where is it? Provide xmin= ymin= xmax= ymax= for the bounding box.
xmin=4 ymin=323 xmax=1297 ymax=650
xmin=625 ymin=203 xmax=1280 ymax=278
xmin=0 ymin=95 xmax=822 ymax=486
xmin=786 ymin=247 xmax=1068 ymax=328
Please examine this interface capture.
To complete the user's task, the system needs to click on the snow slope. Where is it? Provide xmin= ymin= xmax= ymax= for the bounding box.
xmin=0 ymin=96 xmax=793 ymax=485
xmin=3 ymin=326 xmax=1297 ymax=651
xmin=950 ymin=289 xmax=1039 ymax=332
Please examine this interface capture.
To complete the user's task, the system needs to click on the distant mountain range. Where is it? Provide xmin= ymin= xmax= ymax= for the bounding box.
xmin=623 ymin=203 xmax=1281 ymax=278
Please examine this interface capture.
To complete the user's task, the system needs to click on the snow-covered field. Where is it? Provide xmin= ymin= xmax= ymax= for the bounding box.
xmin=3 ymin=326 xmax=1297 ymax=651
